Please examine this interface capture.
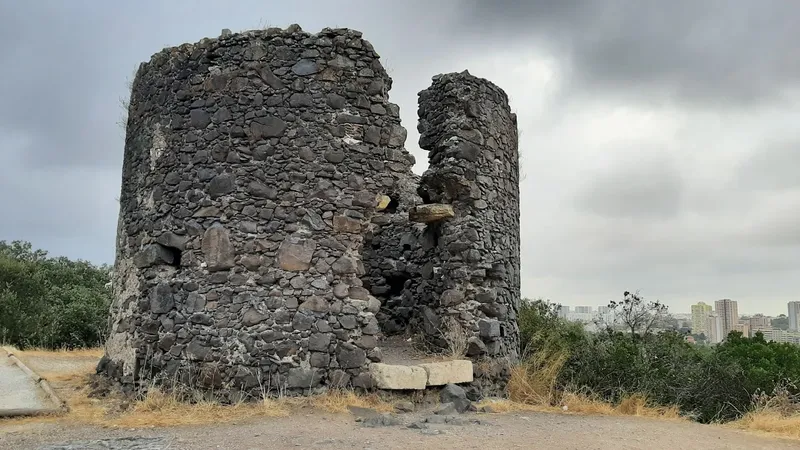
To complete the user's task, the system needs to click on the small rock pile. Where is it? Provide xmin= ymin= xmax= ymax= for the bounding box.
xmin=353 ymin=383 xmax=486 ymax=435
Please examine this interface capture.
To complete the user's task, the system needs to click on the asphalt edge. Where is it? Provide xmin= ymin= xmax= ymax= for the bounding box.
xmin=1 ymin=346 xmax=69 ymax=417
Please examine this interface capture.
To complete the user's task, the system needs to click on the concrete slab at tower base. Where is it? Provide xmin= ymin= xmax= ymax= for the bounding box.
xmin=419 ymin=360 xmax=474 ymax=386
xmin=369 ymin=359 xmax=473 ymax=390
xmin=369 ymin=363 xmax=427 ymax=390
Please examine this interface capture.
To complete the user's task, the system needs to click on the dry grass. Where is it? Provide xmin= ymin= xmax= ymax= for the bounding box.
xmin=11 ymin=347 xmax=104 ymax=359
xmin=0 ymin=346 xmax=400 ymax=428
xmin=302 ymin=390 xmax=394 ymax=414
xmin=478 ymin=392 xmax=682 ymax=420
xmin=506 ymin=347 xmax=566 ymax=406
xmin=496 ymin=341 xmax=682 ymax=421
xmin=730 ymin=411 xmax=800 ymax=440
xmin=728 ymin=384 xmax=800 ymax=440
xmin=115 ymin=388 xmax=291 ymax=427
xmin=439 ymin=317 xmax=467 ymax=359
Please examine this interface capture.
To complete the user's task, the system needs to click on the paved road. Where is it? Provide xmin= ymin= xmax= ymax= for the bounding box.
xmin=0 ymin=355 xmax=52 ymax=412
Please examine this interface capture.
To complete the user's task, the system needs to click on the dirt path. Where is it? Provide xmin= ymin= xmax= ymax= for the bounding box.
xmin=1 ymin=351 xmax=795 ymax=449
xmin=0 ymin=355 xmax=53 ymax=413
xmin=1 ymin=410 xmax=797 ymax=450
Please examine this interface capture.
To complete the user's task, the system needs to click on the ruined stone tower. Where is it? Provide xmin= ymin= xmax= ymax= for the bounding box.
xmin=100 ymin=25 xmax=519 ymax=400
xmin=413 ymin=72 xmax=521 ymax=393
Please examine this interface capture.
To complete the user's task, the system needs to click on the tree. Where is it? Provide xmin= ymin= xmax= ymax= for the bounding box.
xmin=608 ymin=290 xmax=669 ymax=337
xmin=771 ymin=314 xmax=790 ymax=330
xmin=0 ymin=240 xmax=111 ymax=349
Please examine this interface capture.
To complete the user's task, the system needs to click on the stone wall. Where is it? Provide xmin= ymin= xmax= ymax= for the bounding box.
xmin=100 ymin=25 xmax=520 ymax=400
xmin=410 ymin=70 xmax=521 ymax=394
xmin=99 ymin=25 xmax=417 ymax=398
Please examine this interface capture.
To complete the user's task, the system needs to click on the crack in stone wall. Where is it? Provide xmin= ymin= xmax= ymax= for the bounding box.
xmin=100 ymin=26 xmax=520 ymax=400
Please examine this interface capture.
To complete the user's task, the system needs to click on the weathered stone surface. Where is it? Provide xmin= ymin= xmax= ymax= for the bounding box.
xmin=478 ymin=319 xmax=501 ymax=339
xmin=434 ymin=402 xmax=458 ymax=415
xmin=242 ymin=307 xmax=267 ymax=326
xmin=298 ymin=296 xmax=329 ymax=313
xmin=331 ymin=256 xmax=358 ymax=274
xmin=102 ymin=26 xmax=518 ymax=403
xmin=133 ymin=244 xmax=177 ymax=268
xmin=418 ymin=360 xmax=474 ymax=386
xmin=201 ymin=225 xmax=235 ymax=272
xmin=361 ymin=413 xmax=402 ymax=428
xmin=337 ymin=343 xmax=366 ymax=369
xmin=333 ymin=215 xmax=362 ymax=233
xmin=369 ymin=363 xmax=427 ymax=390
xmin=376 ymin=195 xmax=392 ymax=211
xmin=251 ymin=116 xmax=287 ymax=139
xmin=149 ymin=283 xmax=174 ymax=314
xmin=411 ymin=70 xmax=521 ymax=397
xmin=156 ymin=232 xmax=188 ymax=251
xmin=206 ymin=173 xmax=236 ymax=198
xmin=291 ymin=59 xmax=319 ymax=76
xmin=287 ymin=368 xmax=321 ymax=388
xmin=408 ymin=204 xmax=454 ymax=223
xmin=466 ymin=336 xmax=487 ymax=356
xmin=440 ymin=289 xmax=465 ymax=307
xmin=440 ymin=383 xmax=471 ymax=413
xmin=277 ymin=237 xmax=316 ymax=271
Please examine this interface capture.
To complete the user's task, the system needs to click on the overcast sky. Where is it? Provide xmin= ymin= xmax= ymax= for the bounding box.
xmin=2 ymin=0 xmax=799 ymax=315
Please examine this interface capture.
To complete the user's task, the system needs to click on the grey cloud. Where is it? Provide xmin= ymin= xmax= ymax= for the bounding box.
xmin=735 ymin=140 xmax=800 ymax=190
xmin=456 ymin=0 xmax=800 ymax=107
xmin=573 ymin=154 xmax=684 ymax=220
xmin=731 ymin=199 xmax=800 ymax=248
xmin=0 ymin=1 xmax=145 ymax=169
xmin=2 ymin=0 xmax=799 ymax=317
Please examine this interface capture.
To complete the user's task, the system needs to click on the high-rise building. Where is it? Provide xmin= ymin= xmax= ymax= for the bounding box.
xmin=715 ymin=299 xmax=739 ymax=339
xmin=749 ymin=314 xmax=772 ymax=331
xmin=789 ymin=302 xmax=800 ymax=332
xmin=732 ymin=323 xmax=751 ymax=338
xmin=706 ymin=313 xmax=724 ymax=344
xmin=574 ymin=306 xmax=592 ymax=314
xmin=691 ymin=302 xmax=713 ymax=334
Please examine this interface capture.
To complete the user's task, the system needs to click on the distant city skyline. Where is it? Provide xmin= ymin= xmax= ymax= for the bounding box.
xmin=549 ymin=299 xmax=790 ymax=317
xmin=557 ymin=297 xmax=800 ymax=346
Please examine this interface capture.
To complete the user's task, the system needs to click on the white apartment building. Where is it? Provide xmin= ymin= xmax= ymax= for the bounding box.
xmin=789 ymin=302 xmax=800 ymax=332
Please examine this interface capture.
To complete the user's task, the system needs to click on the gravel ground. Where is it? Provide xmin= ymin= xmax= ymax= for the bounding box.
xmin=1 ymin=410 xmax=797 ymax=450
xmin=2 ymin=352 xmax=796 ymax=449
xmin=0 ymin=356 xmax=53 ymax=412
xmin=19 ymin=355 xmax=98 ymax=377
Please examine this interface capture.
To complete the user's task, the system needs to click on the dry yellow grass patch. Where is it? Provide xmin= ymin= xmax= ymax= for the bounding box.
xmin=475 ymin=398 xmax=543 ymax=413
xmin=730 ymin=411 xmax=800 ymax=440
xmin=499 ymin=346 xmax=683 ymax=421
xmin=113 ymin=388 xmax=291 ymax=428
xmin=0 ymin=346 xmax=401 ymax=428
xmin=13 ymin=347 xmax=104 ymax=359
xmin=506 ymin=352 xmax=566 ymax=406
xmin=478 ymin=392 xmax=682 ymax=420
xmin=302 ymin=390 xmax=395 ymax=414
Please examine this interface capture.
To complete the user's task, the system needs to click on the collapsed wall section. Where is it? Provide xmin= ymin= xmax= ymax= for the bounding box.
xmin=411 ymin=70 xmax=521 ymax=394
xmin=99 ymin=25 xmax=416 ymax=399
xmin=359 ymin=173 xmax=425 ymax=335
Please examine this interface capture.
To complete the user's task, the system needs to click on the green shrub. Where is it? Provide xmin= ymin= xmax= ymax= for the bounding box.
xmin=518 ymin=297 xmax=800 ymax=423
xmin=0 ymin=240 xmax=111 ymax=349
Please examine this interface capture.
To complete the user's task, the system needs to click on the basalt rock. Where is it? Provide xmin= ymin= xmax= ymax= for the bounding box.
xmin=101 ymin=26 xmax=520 ymax=401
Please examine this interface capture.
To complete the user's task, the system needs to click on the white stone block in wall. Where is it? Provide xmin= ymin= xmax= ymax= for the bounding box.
xmin=418 ymin=360 xmax=474 ymax=386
